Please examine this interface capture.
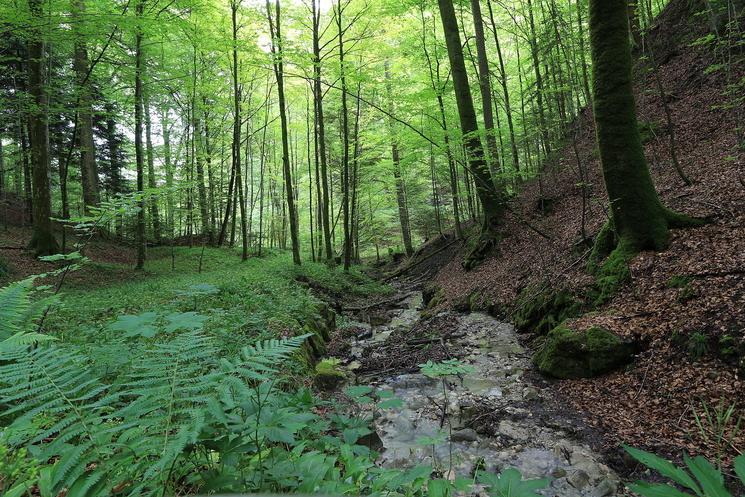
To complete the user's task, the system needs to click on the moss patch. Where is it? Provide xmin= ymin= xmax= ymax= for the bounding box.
xmin=314 ymin=358 xmax=347 ymax=391
xmin=513 ymin=286 xmax=583 ymax=335
xmin=534 ymin=325 xmax=636 ymax=378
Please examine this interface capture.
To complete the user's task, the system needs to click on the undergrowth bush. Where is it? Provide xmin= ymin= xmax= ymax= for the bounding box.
xmin=0 ymin=270 xmax=545 ymax=497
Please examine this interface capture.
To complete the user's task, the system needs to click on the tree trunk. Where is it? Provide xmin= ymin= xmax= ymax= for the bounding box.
xmin=312 ymin=0 xmax=333 ymax=262
xmin=232 ymin=1 xmax=248 ymax=260
xmin=72 ymin=0 xmax=99 ymax=214
xmin=470 ymin=0 xmax=501 ymax=177
xmin=486 ymin=0 xmax=520 ymax=174
xmin=385 ymin=62 xmax=414 ymax=257
xmin=437 ymin=0 xmax=504 ymax=268
xmin=143 ymin=91 xmax=161 ymax=242
xmin=134 ymin=0 xmax=146 ymax=269
xmin=26 ymin=0 xmax=58 ymax=256
xmin=588 ymin=0 xmax=699 ymax=264
xmin=336 ymin=0 xmax=352 ymax=271
xmin=267 ymin=0 xmax=300 ymax=265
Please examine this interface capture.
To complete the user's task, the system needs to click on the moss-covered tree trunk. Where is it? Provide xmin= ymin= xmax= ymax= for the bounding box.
xmin=589 ymin=0 xmax=698 ymax=262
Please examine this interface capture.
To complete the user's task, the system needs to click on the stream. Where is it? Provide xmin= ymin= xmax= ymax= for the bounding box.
xmin=339 ymin=288 xmax=622 ymax=497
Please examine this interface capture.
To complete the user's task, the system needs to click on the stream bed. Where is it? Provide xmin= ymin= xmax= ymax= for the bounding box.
xmin=339 ymin=290 xmax=622 ymax=497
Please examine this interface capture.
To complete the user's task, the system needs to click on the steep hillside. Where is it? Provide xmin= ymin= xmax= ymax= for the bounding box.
xmin=428 ymin=0 xmax=744 ymax=463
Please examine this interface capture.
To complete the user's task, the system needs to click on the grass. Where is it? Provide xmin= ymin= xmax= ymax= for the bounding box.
xmin=43 ymin=246 xmax=390 ymax=356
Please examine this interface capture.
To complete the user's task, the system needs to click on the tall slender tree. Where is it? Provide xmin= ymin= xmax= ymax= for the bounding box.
xmin=437 ymin=0 xmax=504 ymax=269
xmin=267 ymin=0 xmax=300 ymax=265
xmin=26 ymin=0 xmax=58 ymax=255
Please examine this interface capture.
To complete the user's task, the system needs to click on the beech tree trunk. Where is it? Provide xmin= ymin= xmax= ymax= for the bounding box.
xmin=134 ymin=0 xmax=146 ymax=269
xmin=312 ymin=0 xmax=333 ymax=262
xmin=72 ymin=0 xmax=100 ymax=214
xmin=470 ymin=0 xmax=500 ymax=177
xmin=268 ymin=0 xmax=300 ymax=265
xmin=26 ymin=0 xmax=59 ymax=256
xmin=385 ymin=62 xmax=414 ymax=257
xmin=438 ymin=0 xmax=504 ymax=268
xmin=589 ymin=0 xmax=698 ymax=257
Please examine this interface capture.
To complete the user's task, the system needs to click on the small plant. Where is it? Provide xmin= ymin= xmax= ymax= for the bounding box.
xmin=624 ymin=445 xmax=745 ymax=497
xmin=692 ymin=398 xmax=742 ymax=468
xmin=687 ymin=332 xmax=709 ymax=360
xmin=667 ymin=275 xmax=693 ymax=289
xmin=476 ymin=468 xmax=550 ymax=497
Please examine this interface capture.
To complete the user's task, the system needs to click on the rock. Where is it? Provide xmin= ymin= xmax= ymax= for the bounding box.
xmin=313 ymin=359 xmax=347 ymax=391
xmin=551 ymin=467 xmax=567 ymax=478
xmin=534 ymin=326 xmax=637 ymax=379
xmin=592 ymin=479 xmax=617 ymax=497
xmin=450 ymin=428 xmax=479 ymax=443
xmin=522 ymin=387 xmax=540 ymax=401
xmin=568 ymin=469 xmax=591 ymax=490
xmin=356 ymin=328 xmax=373 ymax=340
xmin=358 ymin=430 xmax=384 ymax=452
xmin=498 ymin=420 xmax=530 ymax=443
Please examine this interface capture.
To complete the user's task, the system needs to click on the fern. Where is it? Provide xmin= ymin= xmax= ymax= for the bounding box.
xmin=0 ymin=278 xmax=56 ymax=340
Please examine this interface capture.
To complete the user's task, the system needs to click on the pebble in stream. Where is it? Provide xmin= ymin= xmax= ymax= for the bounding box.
xmin=346 ymin=292 xmax=621 ymax=497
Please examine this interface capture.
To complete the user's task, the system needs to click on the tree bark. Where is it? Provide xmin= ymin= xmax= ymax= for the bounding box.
xmin=267 ymin=0 xmax=300 ymax=265
xmin=438 ymin=0 xmax=504 ymax=268
xmin=470 ymin=0 xmax=501 ymax=177
xmin=588 ymin=0 xmax=699 ymax=261
xmin=134 ymin=0 xmax=146 ymax=269
xmin=72 ymin=0 xmax=100 ymax=214
xmin=312 ymin=0 xmax=333 ymax=262
xmin=26 ymin=0 xmax=58 ymax=255
xmin=385 ymin=62 xmax=414 ymax=257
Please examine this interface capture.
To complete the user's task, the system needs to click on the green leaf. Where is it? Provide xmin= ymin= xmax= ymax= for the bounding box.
xmin=345 ymin=385 xmax=374 ymax=399
xmin=164 ymin=312 xmax=208 ymax=332
xmin=378 ymin=397 xmax=404 ymax=409
xmin=108 ymin=312 xmax=159 ymax=338
xmin=684 ymin=455 xmax=731 ymax=497
xmin=628 ymin=482 xmax=696 ymax=497
xmin=3 ymin=481 xmax=35 ymax=497
xmin=428 ymin=478 xmax=451 ymax=497
xmin=734 ymin=455 xmax=745 ymax=487
xmin=624 ymin=446 xmax=702 ymax=494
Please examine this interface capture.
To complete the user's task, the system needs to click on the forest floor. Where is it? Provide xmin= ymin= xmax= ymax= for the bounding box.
xmin=0 ymin=227 xmax=387 ymax=364
xmin=414 ymin=1 xmax=744 ymax=470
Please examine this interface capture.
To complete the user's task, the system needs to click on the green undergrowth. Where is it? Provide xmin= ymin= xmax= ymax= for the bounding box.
xmin=45 ymin=247 xmax=388 ymax=352
xmin=0 ymin=263 xmax=552 ymax=497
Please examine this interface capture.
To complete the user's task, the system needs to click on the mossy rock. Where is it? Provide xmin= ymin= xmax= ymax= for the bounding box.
xmin=513 ymin=286 xmax=583 ymax=335
xmin=534 ymin=326 xmax=636 ymax=379
xmin=423 ymin=284 xmax=445 ymax=308
xmin=314 ymin=358 xmax=347 ymax=391
xmin=301 ymin=303 xmax=336 ymax=361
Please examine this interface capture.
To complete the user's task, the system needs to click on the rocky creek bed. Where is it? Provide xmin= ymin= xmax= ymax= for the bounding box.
xmin=329 ymin=284 xmax=625 ymax=497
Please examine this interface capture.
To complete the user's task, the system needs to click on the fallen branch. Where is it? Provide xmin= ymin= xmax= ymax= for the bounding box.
xmin=343 ymin=291 xmax=415 ymax=312
xmin=384 ymin=239 xmax=460 ymax=280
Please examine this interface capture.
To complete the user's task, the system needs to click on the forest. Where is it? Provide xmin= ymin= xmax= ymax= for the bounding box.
xmin=0 ymin=0 xmax=744 ymax=495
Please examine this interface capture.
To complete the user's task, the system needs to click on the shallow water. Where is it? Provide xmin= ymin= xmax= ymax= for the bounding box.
xmin=344 ymin=292 xmax=621 ymax=497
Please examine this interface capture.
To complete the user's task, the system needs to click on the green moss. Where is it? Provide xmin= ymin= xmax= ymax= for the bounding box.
xmin=534 ymin=325 xmax=636 ymax=379
xmin=513 ymin=286 xmax=583 ymax=335
xmin=666 ymin=275 xmax=693 ymax=288
xmin=589 ymin=240 xmax=635 ymax=306
xmin=587 ymin=221 xmax=618 ymax=273
xmin=638 ymin=120 xmax=660 ymax=144
xmin=314 ymin=358 xmax=347 ymax=391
